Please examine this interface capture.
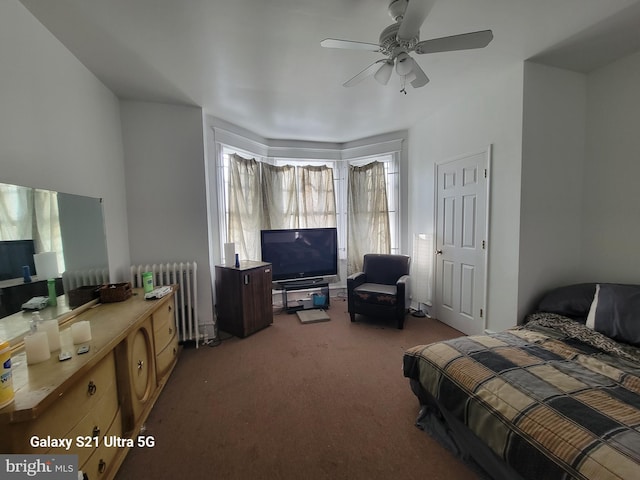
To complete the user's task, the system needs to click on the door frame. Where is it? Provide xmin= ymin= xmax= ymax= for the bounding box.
xmin=432 ymin=145 xmax=492 ymax=333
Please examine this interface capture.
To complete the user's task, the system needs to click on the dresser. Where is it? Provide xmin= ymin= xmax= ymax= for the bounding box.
xmin=0 ymin=288 xmax=180 ymax=480
xmin=215 ymin=261 xmax=273 ymax=337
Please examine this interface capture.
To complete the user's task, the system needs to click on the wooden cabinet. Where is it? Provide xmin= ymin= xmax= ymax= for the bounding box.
xmin=0 ymin=288 xmax=180 ymax=480
xmin=215 ymin=261 xmax=273 ymax=338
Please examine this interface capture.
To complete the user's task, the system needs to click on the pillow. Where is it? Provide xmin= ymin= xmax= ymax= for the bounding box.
xmin=586 ymin=284 xmax=600 ymax=329
xmin=588 ymin=283 xmax=640 ymax=346
xmin=537 ymin=283 xmax=597 ymax=321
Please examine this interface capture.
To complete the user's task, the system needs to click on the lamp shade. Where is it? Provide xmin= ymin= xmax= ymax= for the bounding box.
xmin=224 ymin=242 xmax=236 ymax=267
xmin=412 ymin=233 xmax=434 ymax=305
xmin=395 ymin=52 xmax=415 ymax=76
xmin=405 ymin=71 xmax=417 ymax=83
xmin=374 ymin=61 xmax=393 ymax=85
xmin=33 ymin=252 xmax=59 ymax=279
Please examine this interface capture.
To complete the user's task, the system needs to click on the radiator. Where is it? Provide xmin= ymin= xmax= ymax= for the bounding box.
xmin=130 ymin=262 xmax=199 ymax=348
xmin=62 ymin=268 xmax=110 ymax=291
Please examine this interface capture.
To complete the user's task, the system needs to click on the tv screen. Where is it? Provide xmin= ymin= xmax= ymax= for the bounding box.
xmin=260 ymin=227 xmax=338 ymax=282
xmin=0 ymin=239 xmax=36 ymax=281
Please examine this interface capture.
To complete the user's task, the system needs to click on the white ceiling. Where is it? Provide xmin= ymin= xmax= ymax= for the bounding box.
xmin=20 ymin=0 xmax=640 ymax=143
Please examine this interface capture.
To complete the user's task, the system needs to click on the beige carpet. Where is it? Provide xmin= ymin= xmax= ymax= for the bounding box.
xmin=116 ymin=298 xmax=479 ymax=480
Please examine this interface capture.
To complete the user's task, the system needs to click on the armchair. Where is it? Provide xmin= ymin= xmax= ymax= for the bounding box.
xmin=347 ymin=254 xmax=411 ymax=329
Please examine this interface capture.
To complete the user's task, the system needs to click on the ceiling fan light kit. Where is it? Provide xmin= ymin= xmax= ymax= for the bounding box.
xmin=374 ymin=61 xmax=394 ymax=85
xmin=320 ymin=0 xmax=493 ymax=93
xmin=395 ymin=52 xmax=414 ymax=76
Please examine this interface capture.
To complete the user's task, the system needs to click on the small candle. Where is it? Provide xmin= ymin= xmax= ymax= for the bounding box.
xmin=24 ymin=332 xmax=51 ymax=365
xmin=39 ymin=320 xmax=61 ymax=352
xmin=71 ymin=321 xmax=92 ymax=344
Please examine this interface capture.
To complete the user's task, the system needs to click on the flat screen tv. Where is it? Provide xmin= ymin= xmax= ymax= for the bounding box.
xmin=0 ymin=239 xmax=36 ymax=281
xmin=260 ymin=227 xmax=338 ymax=282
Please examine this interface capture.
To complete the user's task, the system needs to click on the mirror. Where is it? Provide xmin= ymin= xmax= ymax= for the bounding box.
xmin=0 ymin=182 xmax=109 ymax=346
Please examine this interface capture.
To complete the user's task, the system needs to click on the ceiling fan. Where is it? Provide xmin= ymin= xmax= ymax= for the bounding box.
xmin=320 ymin=0 xmax=493 ymax=93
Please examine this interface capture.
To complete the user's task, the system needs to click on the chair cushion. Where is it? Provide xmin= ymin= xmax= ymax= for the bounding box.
xmin=353 ymin=283 xmax=398 ymax=306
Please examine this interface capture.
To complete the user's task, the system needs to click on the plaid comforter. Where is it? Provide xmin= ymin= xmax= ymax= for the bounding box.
xmin=403 ymin=314 xmax=640 ymax=480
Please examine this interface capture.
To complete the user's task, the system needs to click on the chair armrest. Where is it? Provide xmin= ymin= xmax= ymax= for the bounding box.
xmin=347 ymin=272 xmax=366 ymax=290
xmin=396 ymin=274 xmax=410 ymax=304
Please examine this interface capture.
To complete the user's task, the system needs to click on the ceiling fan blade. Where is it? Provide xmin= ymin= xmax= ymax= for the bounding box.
xmin=415 ymin=30 xmax=494 ymax=54
xmin=397 ymin=0 xmax=437 ymax=41
xmin=320 ymin=38 xmax=381 ymax=52
xmin=410 ymin=60 xmax=429 ymax=88
xmin=343 ymin=59 xmax=388 ymax=87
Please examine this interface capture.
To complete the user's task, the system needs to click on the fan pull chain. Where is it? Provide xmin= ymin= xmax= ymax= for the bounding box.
xmin=400 ymin=76 xmax=407 ymax=95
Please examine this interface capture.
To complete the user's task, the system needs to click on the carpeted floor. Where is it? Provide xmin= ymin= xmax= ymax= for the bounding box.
xmin=116 ymin=298 xmax=480 ymax=480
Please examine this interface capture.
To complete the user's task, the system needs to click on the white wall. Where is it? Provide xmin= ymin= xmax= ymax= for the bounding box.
xmin=518 ymin=62 xmax=587 ymax=319
xmin=408 ymin=54 xmax=640 ymax=334
xmin=408 ymin=64 xmax=525 ymax=333
xmin=516 ymin=53 xmax=640 ymax=314
xmin=0 ymin=0 xmax=130 ymax=280
xmin=120 ymin=101 xmax=214 ymax=335
xmin=581 ymin=51 xmax=640 ymax=282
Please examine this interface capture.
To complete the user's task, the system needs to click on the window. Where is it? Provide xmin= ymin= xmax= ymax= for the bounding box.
xmin=347 ymin=154 xmax=399 ymax=254
xmin=214 ymin=143 xmax=400 ymax=272
xmin=0 ymin=183 xmax=65 ymax=272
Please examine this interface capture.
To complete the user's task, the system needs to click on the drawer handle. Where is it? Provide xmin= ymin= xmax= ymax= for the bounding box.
xmin=173 ymin=347 xmax=177 ymax=356
xmin=168 ymin=327 xmax=173 ymax=335
xmin=92 ymin=425 xmax=100 ymax=438
xmin=98 ymin=459 xmax=106 ymax=474
xmin=137 ymin=359 xmax=144 ymax=371
xmin=87 ymin=381 xmax=97 ymax=396
xmin=168 ymin=305 xmax=172 ymax=312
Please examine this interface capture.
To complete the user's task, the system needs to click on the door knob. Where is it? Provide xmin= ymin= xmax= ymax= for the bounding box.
xmin=435 ymin=250 xmax=443 ymax=255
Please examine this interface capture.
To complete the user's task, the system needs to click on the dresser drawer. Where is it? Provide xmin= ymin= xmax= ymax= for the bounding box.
xmin=156 ymin=333 xmax=179 ymax=381
xmin=9 ymin=352 xmax=117 ymax=452
xmin=152 ymin=299 xmax=177 ymax=352
xmin=46 ymin=379 xmax=119 ymax=467
xmin=80 ymin=407 xmax=123 ymax=480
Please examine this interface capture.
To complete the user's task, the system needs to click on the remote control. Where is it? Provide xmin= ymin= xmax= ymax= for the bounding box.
xmin=144 ymin=286 xmax=172 ymax=300
xmin=58 ymin=352 xmax=72 ymax=361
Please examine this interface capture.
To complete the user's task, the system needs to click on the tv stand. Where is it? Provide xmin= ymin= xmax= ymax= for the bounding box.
xmin=277 ymin=279 xmax=330 ymax=313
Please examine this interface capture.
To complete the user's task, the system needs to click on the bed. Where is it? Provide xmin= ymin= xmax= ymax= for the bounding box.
xmin=403 ymin=283 xmax=640 ymax=480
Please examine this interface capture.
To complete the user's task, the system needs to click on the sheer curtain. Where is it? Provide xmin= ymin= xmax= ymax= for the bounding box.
xmin=227 ymin=155 xmax=338 ymax=262
xmin=0 ymin=183 xmax=64 ymax=271
xmin=228 ymin=154 xmax=262 ymax=261
xmin=0 ymin=183 xmax=33 ymax=241
xmin=347 ymin=161 xmax=391 ymax=274
xmin=33 ymin=188 xmax=63 ymax=259
xmin=298 ymin=165 xmax=337 ymax=228
xmin=261 ymin=163 xmax=297 ymax=229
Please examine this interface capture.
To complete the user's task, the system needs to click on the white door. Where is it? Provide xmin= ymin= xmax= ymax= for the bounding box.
xmin=434 ymin=149 xmax=490 ymax=335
